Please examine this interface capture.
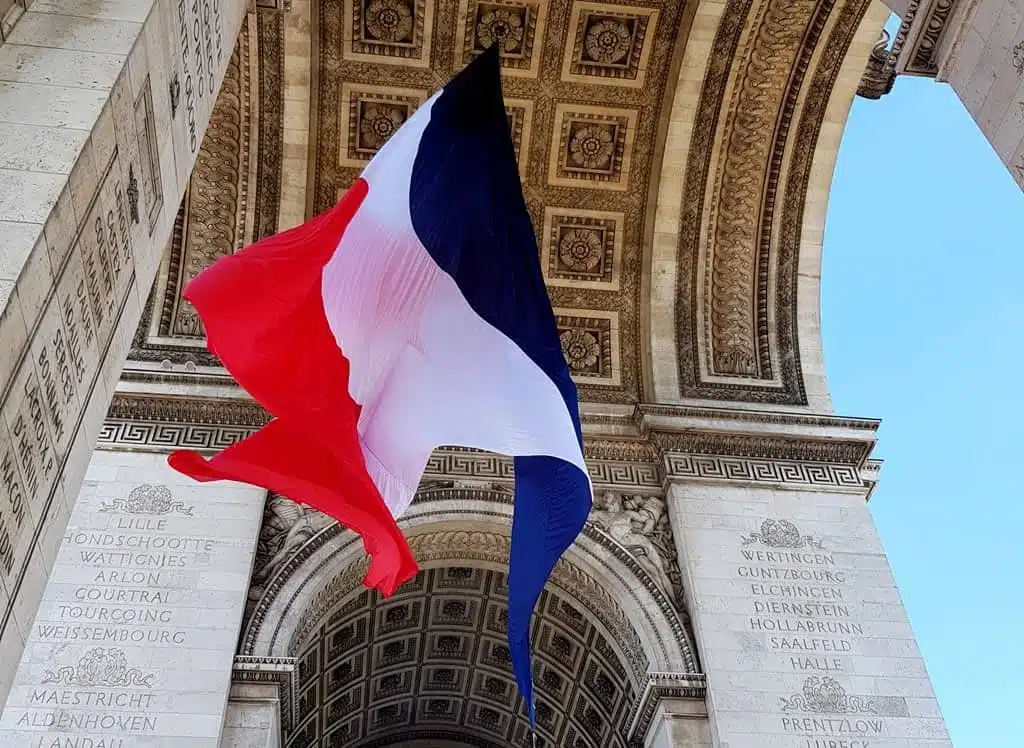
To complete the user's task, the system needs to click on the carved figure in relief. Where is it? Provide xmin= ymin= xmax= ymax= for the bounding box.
xmin=247 ymin=495 xmax=335 ymax=614
xmin=589 ymin=492 xmax=676 ymax=597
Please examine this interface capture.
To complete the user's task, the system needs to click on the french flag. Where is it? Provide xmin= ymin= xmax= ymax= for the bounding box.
xmin=168 ymin=45 xmax=592 ymax=721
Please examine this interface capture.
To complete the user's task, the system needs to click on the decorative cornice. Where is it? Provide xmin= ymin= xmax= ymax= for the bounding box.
xmin=665 ymin=453 xmax=866 ymax=491
xmin=655 ymin=432 xmax=869 ymax=466
xmin=635 ymin=403 xmax=880 ymax=432
xmin=101 ymin=394 xmax=666 ymax=489
xmin=890 ymin=0 xmax=959 ymax=78
xmin=906 ymin=0 xmax=958 ymax=77
xmin=107 ymin=393 xmax=269 ymax=426
xmin=100 ymin=394 xmax=879 ymax=494
xmin=231 ymin=655 xmax=296 ymax=734
xmin=628 ymin=672 xmax=709 ymax=746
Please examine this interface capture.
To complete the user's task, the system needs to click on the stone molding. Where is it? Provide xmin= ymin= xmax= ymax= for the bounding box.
xmin=889 ymin=0 xmax=960 ymax=78
xmin=99 ymin=393 xmax=880 ymax=493
xmin=628 ymin=671 xmax=709 ymax=743
xmin=672 ymin=0 xmax=875 ymax=404
xmin=231 ymin=655 xmax=297 ymax=735
xmin=238 ymin=497 xmax=705 ymax=747
xmin=239 ymin=487 xmax=694 ymax=664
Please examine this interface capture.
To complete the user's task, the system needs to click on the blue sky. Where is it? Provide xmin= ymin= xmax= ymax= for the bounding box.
xmin=822 ymin=21 xmax=1024 ymax=747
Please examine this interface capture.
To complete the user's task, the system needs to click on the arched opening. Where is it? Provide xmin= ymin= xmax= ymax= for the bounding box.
xmin=239 ymin=490 xmax=704 ymax=747
xmin=286 ymin=566 xmax=638 ymax=747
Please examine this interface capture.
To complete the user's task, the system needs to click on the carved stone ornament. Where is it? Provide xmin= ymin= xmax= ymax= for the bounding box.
xmin=126 ymin=163 xmax=140 ymax=224
xmin=42 ymin=647 xmax=155 ymax=688
xmin=741 ymin=518 xmax=822 ymax=549
xmin=245 ymin=494 xmax=335 ymax=624
xmin=587 ymin=491 xmax=683 ymax=606
xmin=781 ymin=676 xmax=879 ymax=714
xmin=100 ymin=484 xmax=194 ymax=516
xmin=364 ymin=0 xmax=415 ymax=43
xmin=1013 ymin=40 xmax=1024 ymax=78
xmin=475 ymin=6 xmax=525 ymax=53
xmin=856 ymin=29 xmax=895 ymax=100
xmin=169 ymin=73 xmax=181 ymax=118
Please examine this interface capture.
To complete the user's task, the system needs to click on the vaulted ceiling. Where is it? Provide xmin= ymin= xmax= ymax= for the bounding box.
xmin=126 ymin=0 xmax=888 ymax=413
xmin=286 ymin=565 xmax=638 ymax=748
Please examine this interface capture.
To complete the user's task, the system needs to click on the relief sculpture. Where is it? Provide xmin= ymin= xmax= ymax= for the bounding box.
xmin=741 ymin=518 xmax=823 ymax=549
xmin=588 ymin=492 xmax=683 ymax=606
xmin=245 ymin=494 xmax=335 ymax=624
xmin=99 ymin=484 xmax=194 ymax=516
xmin=42 ymin=647 xmax=154 ymax=688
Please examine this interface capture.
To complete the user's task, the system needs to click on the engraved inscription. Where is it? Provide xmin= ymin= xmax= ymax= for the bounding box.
xmin=0 ymin=146 xmax=137 ymax=643
xmin=175 ymin=0 xmax=226 ymax=153
xmin=176 ymin=0 xmax=199 ymax=151
xmin=737 ymin=519 xmax=910 ymax=745
xmin=55 ymin=246 xmax=99 ymax=388
xmin=0 ymin=426 xmax=28 ymax=578
xmin=31 ymin=296 xmax=81 ymax=457
xmin=19 ymin=484 xmax=229 ymax=741
xmin=8 ymin=367 xmax=58 ymax=501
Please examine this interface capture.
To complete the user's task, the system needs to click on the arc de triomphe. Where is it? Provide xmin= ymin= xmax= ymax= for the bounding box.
xmin=0 ymin=0 xmax=1013 ymax=745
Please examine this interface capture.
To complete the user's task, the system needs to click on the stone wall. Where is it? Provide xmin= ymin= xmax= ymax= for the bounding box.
xmin=885 ymin=0 xmax=1024 ymax=190
xmin=937 ymin=0 xmax=1024 ymax=190
xmin=0 ymin=450 xmax=266 ymax=746
xmin=668 ymin=480 xmax=952 ymax=747
xmin=0 ymin=0 xmax=250 ymax=692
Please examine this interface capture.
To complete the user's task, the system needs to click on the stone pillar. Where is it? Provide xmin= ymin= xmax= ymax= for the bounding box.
xmin=642 ymin=697 xmax=713 ymax=748
xmin=0 ymin=451 xmax=266 ymax=747
xmin=884 ymin=0 xmax=1024 ymax=190
xmin=0 ymin=0 xmax=249 ymax=689
xmin=219 ymin=656 xmax=294 ymax=748
xmin=656 ymin=411 xmax=952 ymax=747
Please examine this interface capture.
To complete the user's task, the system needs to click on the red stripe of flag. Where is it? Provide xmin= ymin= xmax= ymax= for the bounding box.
xmin=168 ymin=179 xmax=418 ymax=595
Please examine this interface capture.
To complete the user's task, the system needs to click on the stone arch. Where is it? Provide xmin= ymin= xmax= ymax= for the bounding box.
xmin=123 ymin=0 xmax=900 ymax=416
xmin=643 ymin=0 xmax=892 ymax=410
xmin=240 ymin=488 xmax=703 ymax=746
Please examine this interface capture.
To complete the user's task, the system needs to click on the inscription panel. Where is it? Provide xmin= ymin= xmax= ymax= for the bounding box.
xmin=0 ymin=150 xmax=136 ymax=622
xmin=667 ymin=485 xmax=953 ymax=747
xmin=0 ymin=454 xmax=265 ymax=746
xmin=0 ymin=0 xmax=249 ymax=702
xmin=169 ymin=0 xmax=233 ymax=183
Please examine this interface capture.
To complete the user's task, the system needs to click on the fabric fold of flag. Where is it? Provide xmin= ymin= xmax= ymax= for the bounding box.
xmin=168 ymin=44 xmax=592 ymax=723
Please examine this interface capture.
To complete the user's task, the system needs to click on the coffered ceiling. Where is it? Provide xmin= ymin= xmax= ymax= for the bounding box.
xmin=287 ymin=565 xmax=638 ymax=747
xmin=127 ymin=0 xmax=886 ymax=412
